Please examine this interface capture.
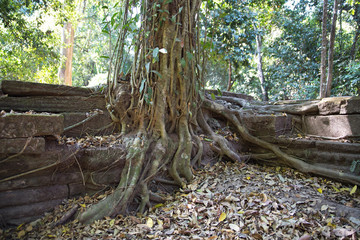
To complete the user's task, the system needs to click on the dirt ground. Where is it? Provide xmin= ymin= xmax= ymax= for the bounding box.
xmin=2 ymin=160 xmax=359 ymax=240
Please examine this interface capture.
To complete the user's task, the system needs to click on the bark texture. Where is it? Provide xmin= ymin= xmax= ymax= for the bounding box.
xmin=325 ymin=0 xmax=339 ymax=97
xmin=320 ymin=0 xmax=328 ymax=98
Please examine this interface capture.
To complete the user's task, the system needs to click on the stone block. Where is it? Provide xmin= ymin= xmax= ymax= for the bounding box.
xmin=62 ymin=112 xmax=115 ymax=137
xmin=0 ymin=172 xmax=83 ymax=191
xmin=0 ymin=199 xmax=63 ymax=222
xmin=0 ymin=137 xmax=45 ymax=154
xmin=340 ymin=96 xmax=360 ymax=114
xmin=318 ymin=96 xmax=360 ymax=115
xmin=304 ymin=114 xmax=360 ymax=138
xmin=242 ymin=115 xmax=293 ymax=137
xmin=0 ymin=185 xmax=68 ymax=208
xmin=0 ymin=114 xmax=64 ymax=138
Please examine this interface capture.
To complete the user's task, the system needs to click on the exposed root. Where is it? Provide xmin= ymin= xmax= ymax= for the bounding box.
xmin=169 ymin=116 xmax=193 ymax=186
xmin=77 ymin=134 xmax=150 ymax=224
xmin=203 ymin=99 xmax=360 ymax=185
xmin=197 ymin=110 xmax=242 ymax=162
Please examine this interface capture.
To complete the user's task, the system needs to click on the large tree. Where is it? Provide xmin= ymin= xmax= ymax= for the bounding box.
xmin=75 ymin=0 xmax=360 ymax=224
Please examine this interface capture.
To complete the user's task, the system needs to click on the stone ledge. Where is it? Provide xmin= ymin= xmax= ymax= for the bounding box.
xmin=0 ymin=137 xmax=45 ymax=154
xmin=304 ymin=114 xmax=360 ymax=138
xmin=0 ymin=114 xmax=63 ymax=138
xmin=318 ymin=96 xmax=360 ymax=115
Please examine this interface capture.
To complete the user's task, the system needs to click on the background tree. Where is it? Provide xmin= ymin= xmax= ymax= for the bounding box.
xmin=0 ymin=0 xmax=61 ymax=83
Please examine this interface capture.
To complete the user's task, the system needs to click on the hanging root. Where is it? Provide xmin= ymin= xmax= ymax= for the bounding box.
xmin=202 ymin=99 xmax=360 ymax=185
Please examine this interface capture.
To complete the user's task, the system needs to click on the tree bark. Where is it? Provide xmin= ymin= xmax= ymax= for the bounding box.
xmin=350 ymin=3 xmax=360 ymax=60
xmin=320 ymin=0 xmax=328 ymax=98
xmin=350 ymin=25 xmax=360 ymax=60
xmin=227 ymin=60 xmax=233 ymax=91
xmin=325 ymin=0 xmax=339 ymax=97
xmin=255 ymin=34 xmax=268 ymax=101
xmin=58 ymin=22 xmax=75 ymax=86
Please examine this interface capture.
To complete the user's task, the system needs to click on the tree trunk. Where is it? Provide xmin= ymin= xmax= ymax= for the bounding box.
xmin=71 ymin=0 xmax=360 ymax=226
xmin=255 ymin=34 xmax=268 ymax=101
xmin=325 ymin=0 xmax=339 ymax=97
xmin=350 ymin=26 xmax=360 ymax=60
xmin=350 ymin=3 xmax=360 ymax=60
xmin=320 ymin=0 xmax=328 ymax=98
xmin=226 ymin=60 xmax=233 ymax=91
xmin=77 ymin=0 xmax=201 ymax=224
xmin=58 ymin=22 xmax=75 ymax=86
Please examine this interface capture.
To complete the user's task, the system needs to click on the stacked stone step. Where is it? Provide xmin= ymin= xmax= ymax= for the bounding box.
xmin=0 ymin=80 xmax=114 ymax=137
xmin=0 ymin=113 xmax=86 ymax=226
xmin=305 ymin=96 xmax=360 ymax=138
xmin=0 ymin=81 xmax=123 ymax=227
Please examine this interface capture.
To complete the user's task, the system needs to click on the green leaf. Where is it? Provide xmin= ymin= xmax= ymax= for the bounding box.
xmin=217 ymin=88 xmax=223 ymax=96
xmin=180 ymin=58 xmax=186 ymax=68
xmin=186 ymin=51 xmax=193 ymax=61
xmin=100 ymin=55 xmax=109 ymax=59
xmin=153 ymin=47 xmax=159 ymax=59
xmin=139 ymin=78 xmax=146 ymax=93
xmin=145 ymin=62 xmax=150 ymax=73
xmin=151 ymin=70 xmax=162 ymax=79
xmin=211 ymin=93 xmax=216 ymax=100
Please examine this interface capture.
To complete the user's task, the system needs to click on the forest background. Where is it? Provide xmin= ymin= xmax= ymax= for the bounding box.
xmin=0 ymin=0 xmax=359 ymax=101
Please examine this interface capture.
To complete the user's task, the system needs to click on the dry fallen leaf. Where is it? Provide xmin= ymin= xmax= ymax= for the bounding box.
xmin=146 ymin=217 xmax=154 ymax=228
xmin=229 ymin=223 xmax=240 ymax=232
xmin=219 ymin=212 xmax=226 ymax=222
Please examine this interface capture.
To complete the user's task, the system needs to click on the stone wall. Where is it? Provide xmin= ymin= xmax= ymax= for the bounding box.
xmin=0 ymin=81 xmax=359 ymax=227
xmin=0 ymin=81 xmax=123 ymax=227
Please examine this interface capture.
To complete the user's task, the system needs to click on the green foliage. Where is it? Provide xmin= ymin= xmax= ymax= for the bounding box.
xmin=0 ymin=0 xmax=61 ymax=83
xmin=335 ymin=61 xmax=360 ymax=95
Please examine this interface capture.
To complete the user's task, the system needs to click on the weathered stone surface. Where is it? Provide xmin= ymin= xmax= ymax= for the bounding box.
xmin=242 ymin=115 xmax=293 ymax=137
xmin=0 ymin=95 xmax=106 ymax=112
xmin=62 ymin=112 xmax=116 ymax=137
xmin=0 ymin=185 xmax=68 ymax=208
xmin=0 ymin=137 xmax=45 ymax=154
xmin=0 ymin=172 xmax=83 ymax=191
xmin=318 ymin=96 xmax=360 ymax=115
xmin=0 ymin=80 xmax=97 ymax=97
xmin=80 ymin=147 xmax=126 ymax=171
xmin=69 ymin=183 xmax=86 ymax=196
xmin=0 ymin=114 xmax=63 ymax=138
xmin=90 ymin=168 xmax=122 ymax=186
xmin=0 ymin=199 xmax=63 ymax=222
xmin=0 ymin=150 xmax=78 ymax=179
xmin=340 ymin=96 xmax=360 ymax=114
xmin=304 ymin=114 xmax=360 ymax=138
xmin=315 ymin=141 xmax=360 ymax=154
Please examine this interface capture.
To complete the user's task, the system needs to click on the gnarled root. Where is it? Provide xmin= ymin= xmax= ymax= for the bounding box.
xmin=203 ymin=99 xmax=360 ymax=185
xmin=78 ymin=133 xmax=150 ymax=224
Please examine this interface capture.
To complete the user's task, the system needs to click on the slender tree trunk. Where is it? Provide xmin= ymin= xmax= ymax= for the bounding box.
xmin=320 ymin=0 xmax=328 ymax=98
xmin=255 ymin=34 xmax=268 ymax=101
xmin=350 ymin=3 xmax=360 ymax=60
xmin=58 ymin=22 xmax=75 ymax=86
xmin=325 ymin=0 xmax=339 ymax=97
xmin=226 ymin=60 xmax=233 ymax=91
xmin=350 ymin=26 xmax=360 ymax=60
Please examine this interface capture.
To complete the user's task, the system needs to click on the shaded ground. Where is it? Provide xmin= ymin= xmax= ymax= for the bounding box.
xmin=2 ymin=161 xmax=359 ymax=239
